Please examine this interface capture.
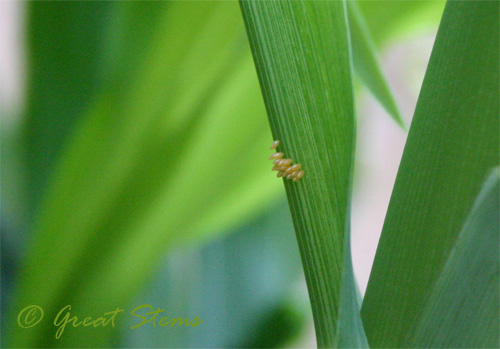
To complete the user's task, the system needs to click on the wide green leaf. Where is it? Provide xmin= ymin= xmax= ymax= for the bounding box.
xmin=409 ymin=168 xmax=499 ymax=348
xmin=239 ymin=1 xmax=366 ymax=347
xmin=362 ymin=1 xmax=499 ymax=347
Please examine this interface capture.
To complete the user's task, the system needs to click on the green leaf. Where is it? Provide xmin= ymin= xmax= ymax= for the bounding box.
xmin=409 ymin=167 xmax=499 ymax=348
xmin=239 ymin=1 xmax=366 ymax=347
xmin=362 ymin=1 xmax=499 ymax=347
xmin=8 ymin=2 xmax=281 ymax=347
xmin=347 ymin=0 xmax=406 ymax=130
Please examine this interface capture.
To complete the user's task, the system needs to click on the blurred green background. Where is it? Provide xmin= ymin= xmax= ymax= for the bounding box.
xmin=1 ymin=1 xmax=444 ymax=347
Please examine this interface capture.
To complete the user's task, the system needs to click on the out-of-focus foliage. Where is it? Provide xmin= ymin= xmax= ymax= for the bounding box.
xmin=122 ymin=201 xmax=309 ymax=348
xmin=24 ymin=2 xmax=115 ymax=218
xmin=7 ymin=2 xmax=283 ymax=347
xmin=357 ymin=0 xmax=446 ymax=46
xmin=347 ymin=1 xmax=406 ymax=129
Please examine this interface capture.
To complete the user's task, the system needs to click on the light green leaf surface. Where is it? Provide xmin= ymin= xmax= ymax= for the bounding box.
xmin=362 ymin=1 xmax=499 ymax=347
xmin=347 ymin=0 xmax=406 ymax=129
xmin=8 ymin=2 xmax=281 ymax=347
xmin=239 ymin=1 xmax=366 ymax=347
xmin=410 ymin=168 xmax=499 ymax=348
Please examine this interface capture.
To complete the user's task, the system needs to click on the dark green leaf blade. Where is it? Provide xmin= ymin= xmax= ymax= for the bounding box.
xmin=239 ymin=1 xmax=367 ymax=346
xmin=362 ymin=1 xmax=499 ymax=347
xmin=23 ymin=2 xmax=115 ymax=216
xmin=409 ymin=167 xmax=499 ymax=348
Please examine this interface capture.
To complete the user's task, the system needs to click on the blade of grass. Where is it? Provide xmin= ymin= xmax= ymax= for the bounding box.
xmin=8 ymin=2 xmax=281 ymax=347
xmin=347 ymin=0 xmax=406 ymax=130
xmin=239 ymin=1 xmax=367 ymax=346
xmin=361 ymin=1 xmax=499 ymax=347
xmin=409 ymin=167 xmax=499 ymax=348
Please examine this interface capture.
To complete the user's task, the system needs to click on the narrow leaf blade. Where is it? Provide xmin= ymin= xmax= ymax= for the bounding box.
xmin=240 ymin=1 xmax=367 ymax=346
xmin=348 ymin=0 xmax=406 ymax=129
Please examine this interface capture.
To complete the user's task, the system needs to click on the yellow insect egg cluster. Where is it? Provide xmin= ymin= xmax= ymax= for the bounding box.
xmin=268 ymin=140 xmax=304 ymax=182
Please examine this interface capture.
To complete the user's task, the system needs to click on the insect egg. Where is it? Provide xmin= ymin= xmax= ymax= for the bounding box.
xmin=293 ymin=170 xmax=305 ymax=182
xmin=284 ymin=164 xmax=301 ymax=175
xmin=268 ymin=152 xmax=284 ymax=160
xmin=277 ymin=159 xmax=292 ymax=171
xmin=270 ymin=140 xmax=280 ymax=150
